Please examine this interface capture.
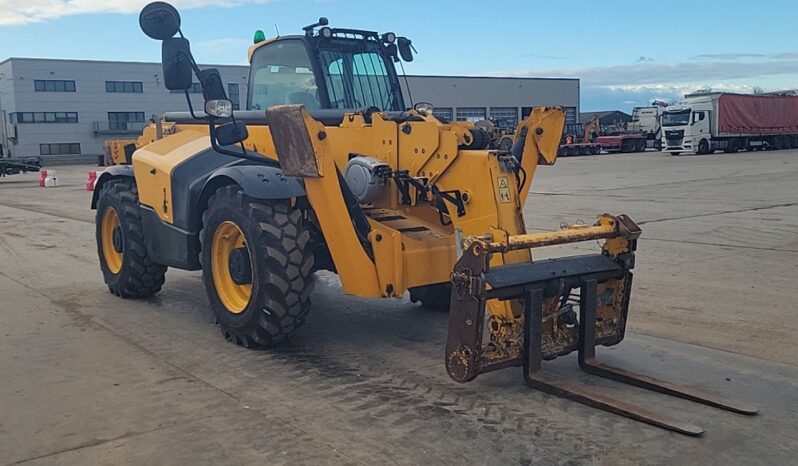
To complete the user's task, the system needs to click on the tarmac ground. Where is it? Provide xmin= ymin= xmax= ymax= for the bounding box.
xmin=1 ymin=149 xmax=797 ymax=465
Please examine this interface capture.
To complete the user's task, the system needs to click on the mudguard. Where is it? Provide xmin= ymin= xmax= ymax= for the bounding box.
xmin=203 ymin=164 xmax=305 ymax=202
xmin=90 ymin=164 xmax=135 ymax=209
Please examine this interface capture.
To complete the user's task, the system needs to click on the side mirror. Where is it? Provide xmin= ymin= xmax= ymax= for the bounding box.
xmin=139 ymin=2 xmax=181 ymax=40
xmin=197 ymin=68 xmax=227 ymax=101
xmin=215 ymin=121 xmax=249 ymax=146
xmin=161 ymin=38 xmax=193 ymax=91
xmin=398 ymin=37 xmax=414 ymax=62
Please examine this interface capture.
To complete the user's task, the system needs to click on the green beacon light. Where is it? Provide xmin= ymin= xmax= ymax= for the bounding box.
xmin=253 ymin=29 xmax=266 ymax=44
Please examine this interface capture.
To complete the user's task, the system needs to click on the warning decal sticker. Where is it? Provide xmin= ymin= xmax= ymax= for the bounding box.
xmin=498 ymin=176 xmax=512 ymax=203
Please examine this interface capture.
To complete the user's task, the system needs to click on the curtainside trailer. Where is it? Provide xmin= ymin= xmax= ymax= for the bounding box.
xmin=662 ymin=92 xmax=798 ymax=155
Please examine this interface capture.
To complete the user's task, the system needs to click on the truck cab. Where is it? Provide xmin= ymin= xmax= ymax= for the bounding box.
xmin=661 ymin=97 xmax=712 ymax=155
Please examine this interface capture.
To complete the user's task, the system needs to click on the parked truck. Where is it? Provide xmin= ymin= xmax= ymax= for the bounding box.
xmin=596 ymin=106 xmax=664 ymax=153
xmin=662 ymin=92 xmax=798 ymax=155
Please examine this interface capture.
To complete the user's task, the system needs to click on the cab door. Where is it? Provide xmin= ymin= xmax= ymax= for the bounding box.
xmin=691 ymin=110 xmax=710 ymax=138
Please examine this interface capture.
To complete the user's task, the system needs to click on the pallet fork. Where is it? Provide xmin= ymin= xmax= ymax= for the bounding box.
xmin=446 ymin=214 xmax=756 ymax=436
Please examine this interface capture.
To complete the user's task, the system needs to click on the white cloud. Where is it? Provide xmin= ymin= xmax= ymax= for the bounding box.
xmin=0 ymin=0 xmax=276 ymax=26
xmin=605 ymin=82 xmax=753 ymax=95
xmin=488 ymin=58 xmax=798 ymax=89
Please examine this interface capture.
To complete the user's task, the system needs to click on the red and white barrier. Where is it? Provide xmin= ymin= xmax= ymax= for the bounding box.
xmin=39 ymin=170 xmax=48 ymax=187
xmin=43 ymin=170 xmax=59 ymax=188
xmin=87 ymin=170 xmax=98 ymax=191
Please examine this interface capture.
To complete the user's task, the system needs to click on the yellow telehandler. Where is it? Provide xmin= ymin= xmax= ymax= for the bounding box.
xmin=91 ymin=2 xmax=755 ymax=435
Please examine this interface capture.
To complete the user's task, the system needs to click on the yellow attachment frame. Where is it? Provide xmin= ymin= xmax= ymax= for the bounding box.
xmin=486 ymin=214 xmax=641 ymax=254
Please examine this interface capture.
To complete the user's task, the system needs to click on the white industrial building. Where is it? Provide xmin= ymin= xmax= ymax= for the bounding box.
xmin=0 ymin=57 xmax=579 ymax=162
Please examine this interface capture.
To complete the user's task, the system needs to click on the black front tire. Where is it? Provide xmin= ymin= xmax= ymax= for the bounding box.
xmin=95 ymin=179 xmax=167 ymax=298
xmin=200 ymin=185 xmax=315 ymax=348
xmin=697 ymin=139 xmax=710 ymax=155
xmin=409 ymin=283 xmax=451 ymax=311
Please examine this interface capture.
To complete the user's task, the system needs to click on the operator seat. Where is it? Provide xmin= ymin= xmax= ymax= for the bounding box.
xmin=286 ymin=91 xmax=320 ymax=110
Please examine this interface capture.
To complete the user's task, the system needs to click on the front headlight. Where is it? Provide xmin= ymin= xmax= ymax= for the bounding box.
xmin=413 ymin=101 xmax=434 ymax=116
xmin=382 ymin=32 xmax=396 ymax=44
xmin=205 ymin=99 xmax=233 ymax=118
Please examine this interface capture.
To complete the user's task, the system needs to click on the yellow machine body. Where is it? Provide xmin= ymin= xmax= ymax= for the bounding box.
xmin=121 ymin=107 xmax=564 ymax=300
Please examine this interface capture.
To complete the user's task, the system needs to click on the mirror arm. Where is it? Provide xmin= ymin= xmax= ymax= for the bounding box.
xmin=230 ymin=113 xmax=248 ymax=155
xmin=208 ymin=119 xmax=270 ymax=165
xmin=184 ymin=90 xmax=206 ymax=120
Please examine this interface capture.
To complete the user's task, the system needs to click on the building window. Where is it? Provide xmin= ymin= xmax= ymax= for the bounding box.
xmin=171 ymin=83 xmax=203 ymax=94
xmin=433 ymin=107 xmax=453 ymax=122
xmin=522 ymin=106 xmax=577 ymax=125
xmin=10 ymin=112 xmax=78 ymax=123
xmin=106 ymin=81 xmax=143 ymax=93
xmin=228 ymin=83 xmax=240 ymax=110
xmin=34 ymin=80 xmax=76 ymax=92
xmin=521 ymin=107 xmax=533 ymax=119
xmin=565 ymin=107 xmax=577 ymax=125
xmin=40 ymin=143 xmax=81 ymax=155
xmin=456 ymin=107 xmax=486 ymax=122
xmin=108 ymin=112 xmax=146 ymax=131
xmin=490 ymin=107 xmax=519 ymax=129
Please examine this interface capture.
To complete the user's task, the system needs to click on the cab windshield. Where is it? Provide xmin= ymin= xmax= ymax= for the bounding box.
xmin=318 ymin=46 xmax=403 ymax=111
xmin=247 ymin=38 xmax=404 ymax=112
xmin=249 ymin=40 xmax=321 ymax=111
xmin=662 ymin=110 xmax=691 ymax=127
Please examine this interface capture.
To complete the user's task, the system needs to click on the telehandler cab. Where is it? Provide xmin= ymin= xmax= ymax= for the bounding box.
xmin=92 ymin=1 xmax=755 ymax=435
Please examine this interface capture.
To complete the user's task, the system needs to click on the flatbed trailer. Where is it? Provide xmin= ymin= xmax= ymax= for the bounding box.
xmin=0 ymin=157 xmax=41 ymax=177
xmin=595 ymin=134 xmax=648 ymax=153
xmin=557 ymin=142 xmax=601 ymax=156
xmin=558 ymin=122 xmax=601 ymax=156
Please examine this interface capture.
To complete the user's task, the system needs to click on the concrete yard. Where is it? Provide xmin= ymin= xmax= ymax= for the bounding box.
xmin=1 ymin=150 xmax=797 ymax=465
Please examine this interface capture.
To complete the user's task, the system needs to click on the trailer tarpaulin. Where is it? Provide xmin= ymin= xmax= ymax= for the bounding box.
xmin=718 ymin=94 xmax=798 ymax=135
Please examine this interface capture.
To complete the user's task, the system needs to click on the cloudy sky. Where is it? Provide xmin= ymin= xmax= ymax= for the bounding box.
xmin=1 ymin=0 xmax=797 ymax=112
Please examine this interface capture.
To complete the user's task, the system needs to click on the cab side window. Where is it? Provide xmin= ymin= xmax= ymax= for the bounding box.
xmin=692 ymin=111 xmax=706 ymax=124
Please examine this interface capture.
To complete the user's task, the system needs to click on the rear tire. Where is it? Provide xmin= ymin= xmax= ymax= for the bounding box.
xmin=621 ymin=140 xmax=634 ymax=153
xmin=95 ymin=179 xmax=167 ymax=298
xmin=200 ymin=185 xmax=315 ymax=348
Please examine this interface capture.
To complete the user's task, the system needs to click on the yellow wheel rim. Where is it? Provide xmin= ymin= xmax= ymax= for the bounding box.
xmin=211 ymin=221 xmax=252 ymax=313
xmin=101 ymin=207 xmax=124 ymax=274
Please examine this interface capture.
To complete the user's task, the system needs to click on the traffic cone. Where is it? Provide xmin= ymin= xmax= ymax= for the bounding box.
xmin=39 ymin=170 xmax=48 ymax=187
